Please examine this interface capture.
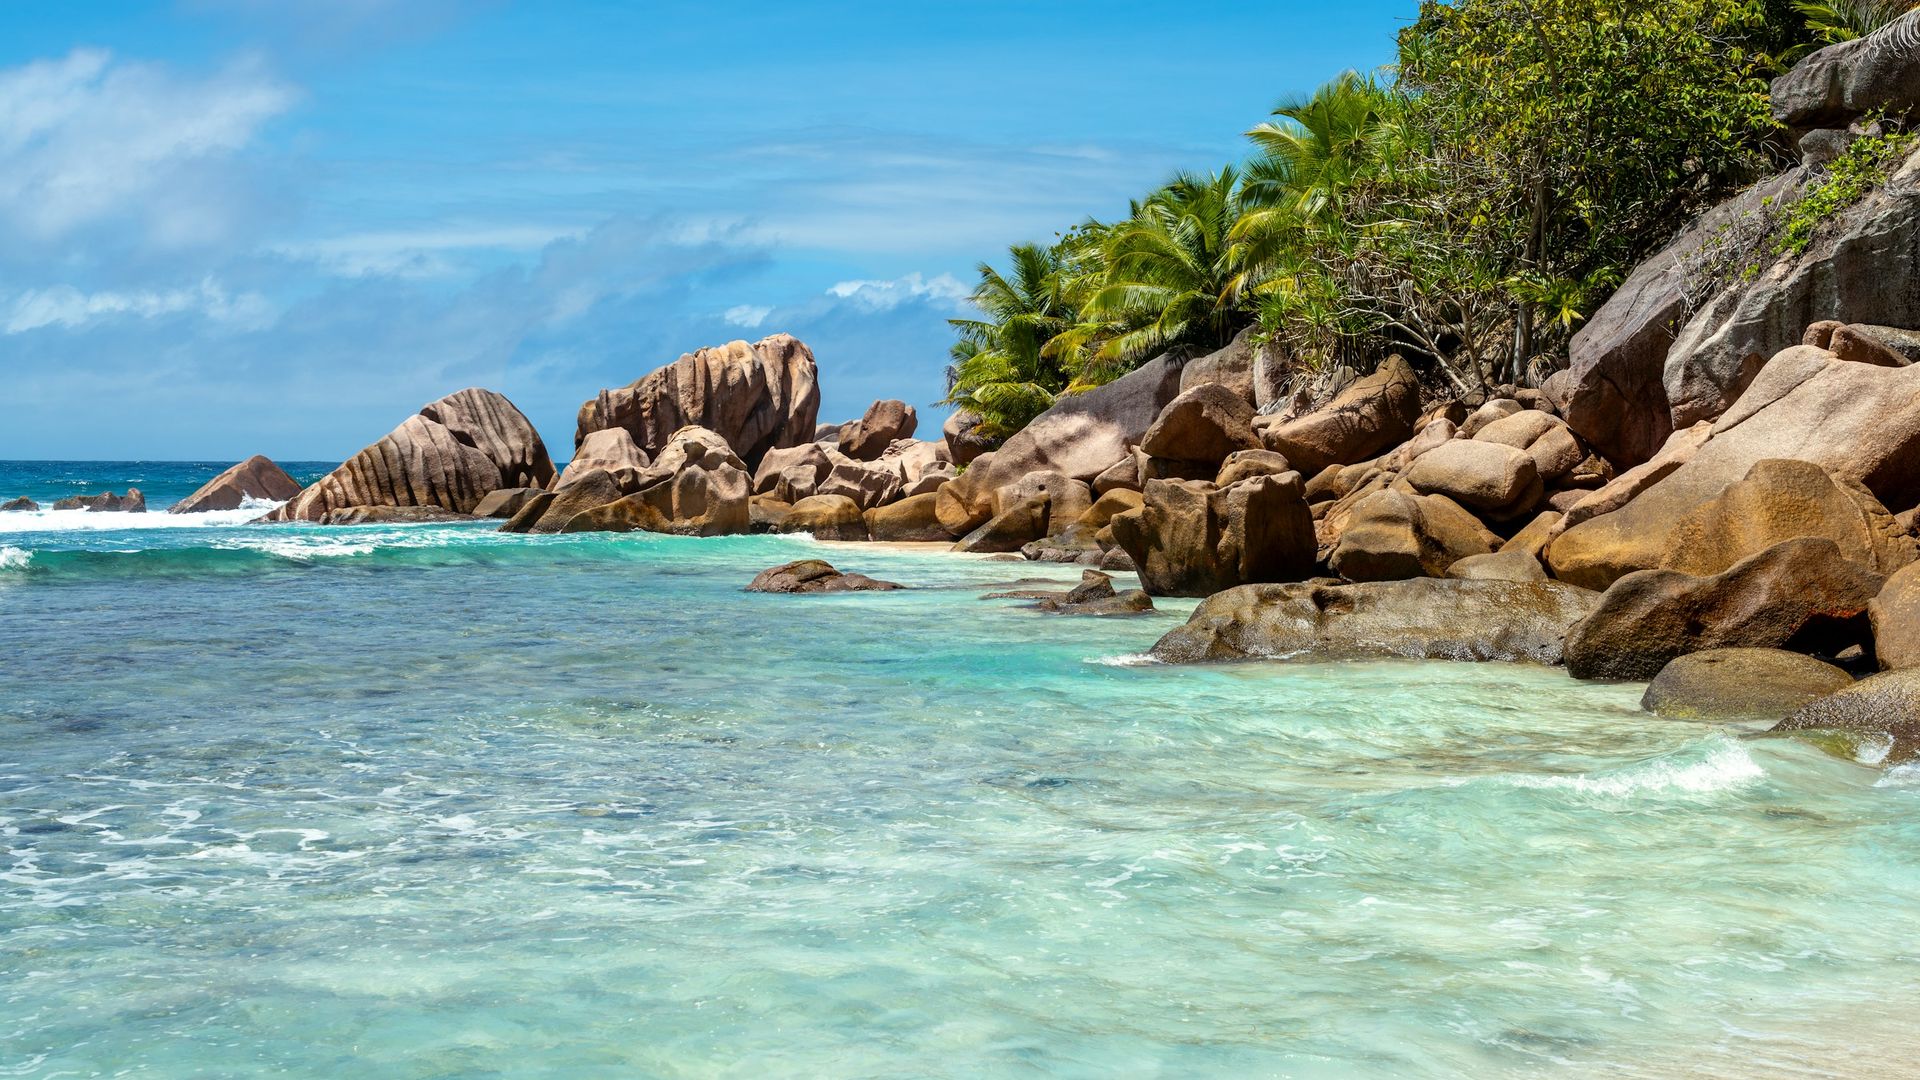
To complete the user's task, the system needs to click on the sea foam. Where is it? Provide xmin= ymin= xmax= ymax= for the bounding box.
xmin=1503 ymin=739 xmax=1765 ymax=798
xmin=0 ymin=502 xmax=281 ymax=534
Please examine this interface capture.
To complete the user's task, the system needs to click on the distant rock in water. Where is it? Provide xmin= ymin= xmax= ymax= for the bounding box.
xmin=746 ymin=559 xmax=902 ymax=594
xmin=983 ymin=569 xmax=1154 ymax=616
xmin=266 ymin=388 xmax=553 ymax=522
xmin=170 ymin=455 xmax=302 ymax=513
xmin=574 ymin=333 xmax=819 ymax=470
xmin=53 ymin=489 xmax=145 ymax=513
xmin=1 ymin=496 xmax=37 ymax=512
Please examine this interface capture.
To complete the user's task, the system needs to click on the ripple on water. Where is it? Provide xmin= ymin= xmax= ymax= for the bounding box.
xmin=1 ymin=519 xmax=1918 ymax=1078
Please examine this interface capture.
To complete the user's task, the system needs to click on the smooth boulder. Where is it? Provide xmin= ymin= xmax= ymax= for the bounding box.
xmin=1108 ymin=474 xmax=1316 ymax=597
xmin=1659 ymin=458 xmax=1915 ymax=578
xmin=1151 ymin=578 xmax=1601 ymax=665
xmin=864 ymin=493 xmax=951 ymax=542
xmin=556 ymin=428 xmax=651 ymax=491
xmin=1139 ymin=383 xmax=1261 ymax=471
xmin=1257 ymin=356 xmax=1421 ymax=475
xmin=1770 ymin=668 xmax=1920 ymax=763
xmin=959 ymin=353 xmax=1183 ymax=494
xmin=839 ymin=400 xmax=918 ymax=461
xmin=747 ymin=560 xmax=901 ymax=594
xmin=781 ymin=495 xmax=870 ymax=542
xmin=1328 ymin=490 xmax=1493 ymax=582
xmin=1564 ymin=538 xmax=1884 ymax=681
xmin=170 ymin=456 xmax=301 ymax=514
xmin=1642 ymin=649 xmax=1855 ymax=721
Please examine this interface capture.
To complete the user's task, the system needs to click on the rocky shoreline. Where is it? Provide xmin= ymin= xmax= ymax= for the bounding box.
xmin=12 ymin=26 xmax=1920 ymax=767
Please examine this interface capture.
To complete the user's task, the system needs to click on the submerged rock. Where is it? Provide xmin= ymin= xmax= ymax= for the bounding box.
xmin=1643 ymin=648 xmax=1856 ymax=721
xmin=53 ymin=489 xmax=145 ymax=513
xmin=746 ymin=559 xmax=902 ymax=594
xmin=1770 ymin=667 xmax=1920 ymax=763
xmin=1152 ymin=578 xmax=1600 ymax=665
xmin=984 ymin=569 xmax=1154 ymax=615
xmin=170 ymin=456 xmax=301 ymax=514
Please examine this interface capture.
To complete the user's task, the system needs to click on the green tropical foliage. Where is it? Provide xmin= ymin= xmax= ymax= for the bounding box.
xmin=943 ymin=0 xmax=1834 ymax=438
xmin=1794 ymin=0 xmax=1919 ymax=44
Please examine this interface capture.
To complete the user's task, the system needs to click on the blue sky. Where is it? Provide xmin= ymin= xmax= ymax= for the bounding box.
xmin=0 ymin=0 xmax=1411 ymax=460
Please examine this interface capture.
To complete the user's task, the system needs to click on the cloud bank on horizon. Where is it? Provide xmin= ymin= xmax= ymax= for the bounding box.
xmin=0 ymin=1 xmax=1404 ymax=460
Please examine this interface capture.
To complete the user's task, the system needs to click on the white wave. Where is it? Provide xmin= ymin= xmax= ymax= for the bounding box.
xmin=0 ymin=503 xmax=280 ymax=534
xmin=1504 ymin=741 xmax=1765 ymax=798
xmin=1085 ymin=652 xmax=1161 ymax=667
xmin=213 ymin=536 xmax=377 ymax=561
xmin=0 ymin=545 xmax=27 ymax=571
xmin=1875 ymin=761 xmax=1920 ymax=789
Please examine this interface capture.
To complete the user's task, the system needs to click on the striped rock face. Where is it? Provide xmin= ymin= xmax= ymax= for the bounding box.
xmin=266 ymin=388 xmax=554 ymax=521
xmin=573 ymin=333 xmax=820 ymax=472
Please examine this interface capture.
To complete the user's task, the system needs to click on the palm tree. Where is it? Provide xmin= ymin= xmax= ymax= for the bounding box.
xmin=1081 ymin=167 xmax=1252 ymax=369
xmin=1242 ymin=72 xmax=1398 ymax=216
xmin=943 ymin=243 xmax=1080 ymax=439
xmin=1795 ymin=0 xmax=1919 ymax=44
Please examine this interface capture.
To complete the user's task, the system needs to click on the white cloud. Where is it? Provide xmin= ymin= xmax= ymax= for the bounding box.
xmin=5 ymin=279 xmax=272 ymax=334
xmin=723 ymin=303 xmax=771 ymax=328
xmin=275 ymin=223 xmax=590 ymax=278
xmin=825 ymin=272 xmax=969 ymax=311
xmin=0 ymin=48 xmax=295 ymax=246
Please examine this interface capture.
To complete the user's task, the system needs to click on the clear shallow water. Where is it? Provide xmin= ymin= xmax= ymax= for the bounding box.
xmin=3 ymin=464 xmax=1919 ymax=1078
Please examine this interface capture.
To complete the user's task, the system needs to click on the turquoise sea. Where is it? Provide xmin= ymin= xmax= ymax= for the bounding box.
xmin=3 ymin=461 xmax=1919 ymax=1078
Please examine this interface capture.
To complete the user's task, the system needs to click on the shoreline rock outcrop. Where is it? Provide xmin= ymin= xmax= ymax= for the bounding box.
xmin=268 ymin=389 xmax=552 ymax=522
xmin=171 ymin=456 xmax=302 ymax=514
xmin=574 ymin=334 xmax=819 ymax=471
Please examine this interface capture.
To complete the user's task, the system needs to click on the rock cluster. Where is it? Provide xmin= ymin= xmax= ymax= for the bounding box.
xmin=54 ymin=489 xmax=146 ymax=513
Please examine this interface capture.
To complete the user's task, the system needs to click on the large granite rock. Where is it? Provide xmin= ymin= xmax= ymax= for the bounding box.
xmin=864 ymin=492 xmax=951 ymax=542
xmin=1151 ymin=578 xmax=1602 ymax=665
xmin=1108 ymin=474 xmax=1317 ymax=597
xmin=471 ymin=487 xmax=544 ymax=519
xmin=1547 ymin=349 xmax=1920 ymax=589
xmin=1256 ymin=355 xmax=1421 ymax=475
xmin=573 ymin=333 xmax=819 ymax=469
xmin=953 ymin=496 xmax=1049 ymax=554
xmin=1328 ymin=490 xmax=1494 ymax=582
xmin=1178 ymin=326 xmax=1262 ymax=406
xmin=780 ymin=494 xmax=870 ymax=542
xmin=556 ymin=428 xmax=650 ymax=491
xmin=1401 ymin=440 xmax=1541 ymax=516
xmin=1 ymin=496 xmax=37 ymax=512
xmin=1563 ymin=538 xmax=1884 ymax=681
xmin=574 ymin=427 xmax=751 ymax=536
xmin=1659 ymin=458 xmax=1916 ymax=578
xmin=1139 ymin=383 xmax=1261 ymax=473
xmin=839 ymin=399 xmax=918 ymax=460
xmin=1561 ymin=171 xmax=1802 ymax=467
xmin=170 ymin=455 xmax=301 ymax=514
xmin=1642 ymin=648 xmax=1855 ymax=722
xmin=815 ymin=455 xmax=902 ymax=511
xmin=747 ymin=559 xmax=901 ymax=594
xmin=1869 ymin=561 xmax=1920 ymax=670
xmin=1770 ymin=668 xmax=1920 ymax=763
xmin=317 ymin=505 xmax=472 ymax=525
xmin=960 ymin=353 xmax=1183 ymax=495
xmin=1771 ymin=12 xmax=1920 ymax=134
xmin=500 ymin=469 xmax=623 ymax=534
xmin=941 ymin=408 xmax=994 ymax=466
xmin=270 ymin=389 xmax=551 ymax=521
